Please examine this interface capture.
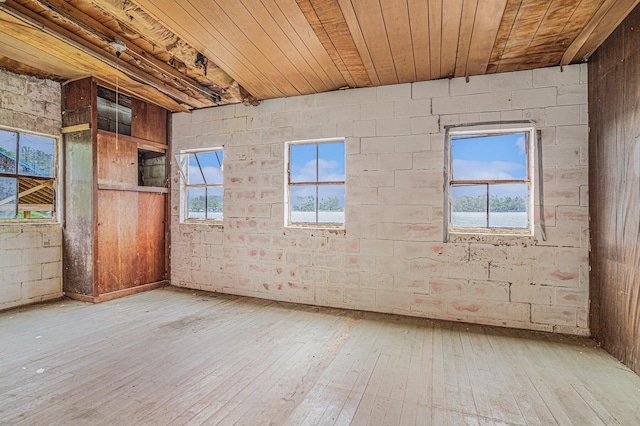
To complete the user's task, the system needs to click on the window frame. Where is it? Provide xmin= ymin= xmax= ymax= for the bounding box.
xmin=445 ymin=127 xmax=535 ymax=237
xmin=176 ymin=147 xmax=224 ymax=225
xmin=0 ymin=126 xmax=60 ymax=224
xmin=284 ymin=137 xmax=346 ymax=229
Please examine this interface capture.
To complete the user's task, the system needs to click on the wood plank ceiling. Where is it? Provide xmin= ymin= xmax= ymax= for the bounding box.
xmin=0 ymin=0 xmax=638 ymax=112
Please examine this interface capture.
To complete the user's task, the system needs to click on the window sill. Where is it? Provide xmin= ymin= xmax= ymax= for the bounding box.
xmin=285 ymin=224 xmax=346 ymax=235
xmin=448 ymin=231 xmax=536 ymax=246
xmin=0 ymin=219 xmax=59 ymax=226
xmin=181 ymin=220 xmax=223 ymax=228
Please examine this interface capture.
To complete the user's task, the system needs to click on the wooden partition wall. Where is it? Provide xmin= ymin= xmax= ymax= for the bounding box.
xmin=62 ymin=77 xmax=169 ymax=302
xmin=588 ymin=5 xmax=640 ymax=375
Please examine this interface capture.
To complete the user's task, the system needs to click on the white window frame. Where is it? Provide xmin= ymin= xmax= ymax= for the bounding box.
xmin=175 ymin=147 xmax=224 ymax=225
xmin=284 ymin=137 xmax=346 ymax=229
xmin=0 ymin=126 xmax=61 ymax=224
xmin=445 ymin=127 xmax=535 ymax=236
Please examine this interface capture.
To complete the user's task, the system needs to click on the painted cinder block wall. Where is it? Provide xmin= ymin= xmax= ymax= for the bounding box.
xmin=0 ymin=69 xmax=63 ymax=310
xmin=171 ymin=64 xmax=589 ymax=335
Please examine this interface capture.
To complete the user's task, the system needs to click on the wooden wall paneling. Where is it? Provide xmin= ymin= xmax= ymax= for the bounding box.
xmin=133 ymin=0 xmax=281 ymax=99
xmin=350 ymin=0 xmax=398 ymax=85
xmin=427 ymin=0 xmax=442 ymax=79
xmin=62 ymin=77 xmax=92 ymax=127
xmin=96 ymin=190 xmax=139 ymax=294
xmin=454 ymin=0 xmax=478 ymax=77
xmin=441 ymin=0 xmax=463 ymax=77
xmin=62 ymin=129 xmax=94 ymax=297
xmin=465 ymin=0 xmax=508 ymax=76
xmin=96 ymin=132 xmax=138 ymax=185
xmin=587 ymin=48 xmax=600 ymax=340
xmin=137 ymin=192 xmax=166 ymax=285
xmin=379 ymin=0 xmax=416 ymax=83
xmin=407 ymin=0 xmax=431 ymax=81
xmin=337 ymin=0 xmax=381 ymax=85
xmin=588 ymin=3 xmax=640 ymax=375
xmin=131 ymin=99 xmax=168 ymax=144
xmin=261 ymin=0 xmax=346 ymax=89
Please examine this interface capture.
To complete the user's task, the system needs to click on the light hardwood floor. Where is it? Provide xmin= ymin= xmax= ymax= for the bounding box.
xmin=1 ymin=287 xmax=639 ymax=425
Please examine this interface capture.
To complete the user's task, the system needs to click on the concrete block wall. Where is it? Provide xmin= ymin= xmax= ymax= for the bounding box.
xmin=0 ymin=69 xmax=63 ymax=310
xmin=171 ymin=64 xmax=589 ymax=335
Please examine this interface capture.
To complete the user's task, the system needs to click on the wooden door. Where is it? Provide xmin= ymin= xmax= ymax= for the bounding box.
xmin=137 ymin=192 xmax=166 ymax=284
xmin=96 ymin=190 xmax=139 ymax=294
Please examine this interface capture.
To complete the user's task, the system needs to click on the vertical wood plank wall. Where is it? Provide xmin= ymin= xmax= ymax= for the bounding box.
xmin=588 ymin=4 xmax=640 ymax=375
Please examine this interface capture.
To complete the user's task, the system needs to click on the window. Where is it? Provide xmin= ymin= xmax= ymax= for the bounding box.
xmin=176 ymin=148 xmax=223 ymax=223
xmin=447 ymin=128 xmax=534 ymax=235
xmin=285 ymin=138 xmax=345 ymax=228
xmin=0 ymin=128 xmax=57 ymax=221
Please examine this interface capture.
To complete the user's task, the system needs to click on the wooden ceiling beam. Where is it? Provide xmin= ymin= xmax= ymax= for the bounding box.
xmin=561 ymin=0 xmax=640 ymax=65
xmin=30 ymin=0 xmax=224 ymax=105
xmin=0 ymin=0 xmax=203 ymax=110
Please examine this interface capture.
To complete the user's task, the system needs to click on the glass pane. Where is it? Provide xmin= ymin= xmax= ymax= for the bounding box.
xmin=187 ymin=187 xmax=206 ymax=219
xmin=290 ymin=143 xmax=317 ymax=183
xmin=187 ymin=153 xmax=205 ymax=185
xmin=0 ymin=130 xmax=17 ymax=173
xmin=318 ymin=184 xmax=344 ymax=224
xmin=489 ymin=183 xmax=529 ymax=229
xmin=206 ymin=186 xmax=223 ymax=221
xmin=290 ymin=185 xmax=316 ymax=224
xmin=18 ymin=177 xmax=54 ymax=209
xmin=318 ymin=142 xmax=345 ymax=182
xmin=451 ymin=132 xmax=528 ymax=180
xmin=0 ymin=177 xmax=17 ymax=219
xmin=19 ymin=135 xmax=55 ymax=177
xmin=196 ymin=151 xmax=223 ymax=185
xmin=450 ymin=184 xmax=487 ymax=228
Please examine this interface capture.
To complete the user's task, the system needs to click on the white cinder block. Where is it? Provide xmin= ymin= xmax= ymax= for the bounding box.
xmin=412 ymin=79 xmax=449 ymax=99
xmin=284 ymin=94 xmax=316 ymax=111
xmin=511 ymin=283 xmax=554 ymax=305
xmin=533 ymin=65 xmax=581 ymax=87
xmin=410 ymin=116 xmax=440 ymax=134
xmin=330 ymin=105 xmax=361 ymax=122
xmin=361 ymin=102 xmax=395 ymax=120
xmin=376 ymin=118 xmax=411 ymax=136
xmin=22 ymin=278 xmax=61 ymax=299
xmin=395 ymin=99 xmax=431 ymax=118
xmin=344 ymin=86 xmax=377 ymax=105
xmin=432 ymin=96 xmax=470 ymax=115
xmin=531 ymin=304 xmax=577 ymax=326
xmin=377 ymin=83 xmax=412 ymax=102
xmin=167 ymin=64 xmax=590 ymax=336
xmin=353 ymin=120 xmax=377 ymax=137
xmin=469 ymin=91 xmax=512 ymax=112
xmin=489 ymin=70 xmax=533 ymax=91
xmin=361 ymin=137 xmax=396 ymax=154
xmin=450 ymin=74 xmax=493 ymax=95
xmin=557 ymin=84 xmax=587 ymax=105
xmin=377 ymin=289 xmax=411 ymax=310
xmin=545 ymin=105 xmax=582 ymax=126
xmin=512 ymin=87 xmax=557 ymax=109
xmin=314 ymin=90 xmax=346 ymax=108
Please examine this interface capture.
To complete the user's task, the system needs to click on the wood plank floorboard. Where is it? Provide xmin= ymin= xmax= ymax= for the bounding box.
xmin=1 ymin=287 xmax=640 ymax=425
